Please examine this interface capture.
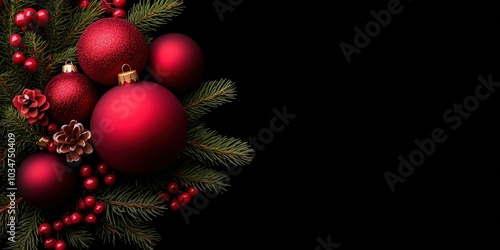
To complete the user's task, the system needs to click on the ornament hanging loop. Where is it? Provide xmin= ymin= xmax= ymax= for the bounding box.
xmin=118 ymin=64 xmax=139 ymax=86
xmin=62 ymin=60 xmax=78 ymax=73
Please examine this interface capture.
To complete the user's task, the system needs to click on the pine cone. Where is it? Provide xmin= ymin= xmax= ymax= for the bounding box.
xmin=12 ymin=88 xmax=50 ymax=126
xmin=53 ymin=120 xmax=93 ymax=162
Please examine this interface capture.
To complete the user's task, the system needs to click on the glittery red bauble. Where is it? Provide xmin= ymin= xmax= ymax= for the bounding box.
xmin=17 ymin=152 xmax=77 ymax=210
xmin=149 ymin=33 xmax=204 ymax=93
xmin=77 ymin=18 xmax=148 ymax=85
xmin=45 ymin=72 xmax=98 ymax=124
xmin=90 ymin=81 xmax=187 ymax=175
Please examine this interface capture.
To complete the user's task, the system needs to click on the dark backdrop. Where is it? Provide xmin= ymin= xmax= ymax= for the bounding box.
xmin=126 ymin=0 xmax=500 ymax=249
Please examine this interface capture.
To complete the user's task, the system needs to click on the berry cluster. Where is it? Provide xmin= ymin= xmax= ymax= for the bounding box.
xmin=159 ymin=182 xmax=199 ymax=211
xmin=43 ymin=122 xmax=60 ymax=153
xmin=9 ymin=7 xmax=50 ymax=72
xmin=37 ymin=222 xmax=67 ymax=250
xmin=99 ymin=0 xmax=127 ymax=18
xmin=80 ymin=163 xmax=117 ymax=191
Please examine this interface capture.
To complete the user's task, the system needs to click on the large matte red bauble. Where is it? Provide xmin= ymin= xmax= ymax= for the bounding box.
xmin=17 ymin=153 xmax=77 ymax=210
xmin=77 ymin=18 xmax=148 ymax=85
xmin=45 ymin=72 xmax=98 ymax=124
xmin=90 ymin=81 xmax=187 ymax=175
xmin=149 ymin=33 xmax=204 ymax=93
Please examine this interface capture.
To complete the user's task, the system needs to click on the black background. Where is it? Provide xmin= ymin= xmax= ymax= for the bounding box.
xmin=129 ymin=0 xmax=500 ymax=249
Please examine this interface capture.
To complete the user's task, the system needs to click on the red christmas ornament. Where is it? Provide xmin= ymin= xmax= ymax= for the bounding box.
xmin=93 ymin=202 xmax=105 ymax=215
xmin=90 ymin=65 xmax=187 ymax=175
xmin=77 ymin=18 xmax=148 ymax=85
xmin=149 ymin=33 xmax=205 ymax=93
xmin=17 ymin=152 xmax=77 ymax=209
xmin=45 ymin=61 xmax=98 ymax=124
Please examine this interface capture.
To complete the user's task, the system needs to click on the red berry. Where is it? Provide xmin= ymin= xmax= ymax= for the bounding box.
xmin=169 ymin=200 xmax=180 ymax=211
xmin=80 ymin=164 xmax=93 ymax=178
xmin=77 ymin=198 xmax=87 ymax=211
xmin=52 ymin=220 xmax=64 ymax=232
xmin=9 ymin=34 xmax=22 ymax=47
xmin=61 ymin=213 xmax=72 ymax=227
xmin=166 ymin=182 xmax=179 ymax=194
xmin=158 ymin=192 xmax=170 ymax=202
xmin=84 ymin=195 xmax=96 ymax=208
xmin=84 ymin=177 xmax=99 ymax=191
xmin=47 ymin=139 xmax=57 ymax=152
xmin=12 ymin=51 xmax=26 ymax=65
xmin=47 ymin=123 xmax=58 ymax=134
xmin=44 ymin=237 xmax=57 ymax=249
xmin=178 ymin=192 xmax=192 ymax=206
xmin=93 ymin=202 xmax=105 ymax=215
xmin=104 ymin=173 xmax=116 ymax=186
xmin=100 ymin=1 xmax=114 ymax=14
xmin=35 ymin=10 xmax=50 ymax=27
xmin=79 ymin=0 xmax=90 ymax=9
xmin=24 ymin=8 xmax=36 ymax=23
xmin=55 ymin=240 xmax=66 ymax=250
xmin=23 ymin=58 xmax=38 ymax=72
xmin=112 ymin=8 xmax=126 ymax=18
xmin=113 ymin=0 xmax=127 ymax=8
xmin=37 ymin=222 xmax=52 ymax=237
xmin=70 ymin=212 xmax=83 ymax=225
xmin=97 ymin=163 xmax=108 ymax=175
xmin=14 ymin=12 xmax=27 ymax=27
xmin=188 ymin=187 xmax=199 ymax=197
xmin=85 ymin=213 xmax=97 ymax=224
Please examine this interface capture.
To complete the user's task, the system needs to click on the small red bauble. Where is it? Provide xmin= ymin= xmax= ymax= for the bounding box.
xmin=113 ymin=0 xmax=127 ymax=8
xmin=12 ymin=51 xmax=26 ymax=65
xmin=93 ymin=202 xmax=105 ymax=215
xmin=44 ymin=238 xmax=57 ymax=249
xmin=14 ymin=12 xmax=27 ymax=27
xmin=169 ymin=200 xmax=180 ymax=211
xmin=24 ymin=8 xmax=36 ymax=23
xmin=80 ymin=164 xmax=93 ymax=177
xmin=77 ymin=18 xmax=148 ymax=85
xmin=61 ymin=213 xmax=72 ymax=227
xmin=53 ymin=220 xmax=64 ymax=232
xmin=104 ymin=173 xmax=116 ymax=186
xmin=44 ymin=63 xmax=98 ymax=124
xmin=100 ymin=1 xmax=113 ymax=14
xmin=178 ymin=192 xmax=191 ymax=206
xmin=84 ymin=177 xmax=99 ymax=191
xmin=9 ymin=34 xmax=22 ymax=47
xmin=90 ymin=80 xmax=187 ymax=175
xmin=188 ymin=187 xmax=199 ymax=197
xmin=84 ymin=195 xmax=96 ymax=208
xmin=17 ymin=153 xmax=77 ymax=209
xmin=79 ymin=0 xmax=90 ymax=9
xmin=70 ymin=212 xmax=83 ymax=225
xmin=77 ymin=199 xmax=87 ymax=210
xmin=47 ymin=122 xmax=59 ymax=134
xmin=55 ymin=240 xmax=67 ymax=250
xmin=112 ymin=8 xmax=126 ymax=18
xmin=97 ymin=163 xmax=108 ymax=175
xmin=46 ymin=139 xmax=57 ymax=152
xmin=38 ymin=222 xmax=52 ymax=237
xmin=158 ymin=192 xmax=170 ymax=202
xmin=85 ymin=213 xmax=97 ymax=224
xmin=36 ymin=10 xmax=50 ymax=26
xmin=166 ymin=182 xmax=179 ymax=194
xmin=149 ymin=33 xmax=205 ymax=93
xmin=23 ymin=58 xmax=38 ymax=72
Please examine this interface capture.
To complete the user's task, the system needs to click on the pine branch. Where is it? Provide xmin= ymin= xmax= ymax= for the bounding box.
xmin=97 ymin=218 xmax=161 ymax=250
xmin=122 ymin=171 xmax=171 ymax=191
xmin=168 ymin=160 xmax=230 ymax=193
xmin=183 ymin=123 xmax=255 ymax=168
xmin=97 ymin=185 xmax=167 ymax=226
xmin=5 ymin=205 xmax=43 ymax=250
xmin=60 ymin=227 xmax=94 ymax=249
xmin=127 ymin=0 xmax=184 ymax=36
xmin=182 ymin=78 xmax=237 ymax=123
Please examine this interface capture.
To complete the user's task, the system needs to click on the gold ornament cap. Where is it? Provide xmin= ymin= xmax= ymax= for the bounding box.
xmin=37 ymin=136 xmax=50 ymax=148
xmin=118 ymin=64 xmax=139 ymax=86
xmin=62 ymin=60 xmax=78 ymax=73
